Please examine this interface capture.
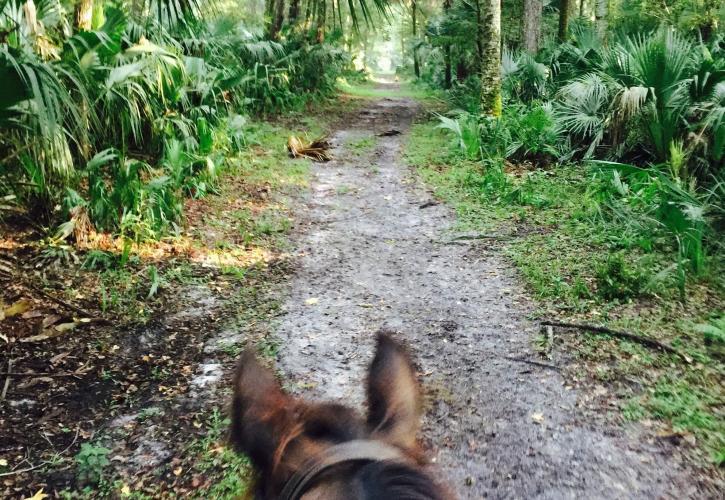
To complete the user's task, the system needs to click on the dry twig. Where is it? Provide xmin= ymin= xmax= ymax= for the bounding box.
xmin=541 ymin=320 xmax=685 ymax=359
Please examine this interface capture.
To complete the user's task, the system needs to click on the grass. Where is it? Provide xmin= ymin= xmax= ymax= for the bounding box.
xmin=405 ymin=120 xmax=725 ymax=465
xmin=347 ymin=134 xmax=377 ymax=155
xmin=337 ymin=78 xmax=441 ymax=101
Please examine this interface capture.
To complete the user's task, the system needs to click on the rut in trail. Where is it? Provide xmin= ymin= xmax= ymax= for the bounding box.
xmin=274 ymin=87 xmax=698 ymax=499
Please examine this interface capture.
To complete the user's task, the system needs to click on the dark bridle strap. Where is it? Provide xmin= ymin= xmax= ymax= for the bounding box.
xmin=278 ymin=439 xmax=409 ymax=500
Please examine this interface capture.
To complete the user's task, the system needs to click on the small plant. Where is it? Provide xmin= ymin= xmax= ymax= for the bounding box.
xmin=76 ymin=442 xmax=111 ymax=485
xmin=595 ymin=253 xmax=647 ymax=301
xmin=693 ymin=315 xmax=725 ymax=345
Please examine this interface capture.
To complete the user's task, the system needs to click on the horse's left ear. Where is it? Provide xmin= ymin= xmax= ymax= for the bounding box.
xmin=366 ymin=332 xmax=421 ymax=449
xmin=230 ymin=350 xmax=296 ymax=473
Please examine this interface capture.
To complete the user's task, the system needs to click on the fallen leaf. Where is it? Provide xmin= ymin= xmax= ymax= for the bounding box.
xmin=22 ymin=311 xmax=42 ymax=319
xmin=531 ymin=412 xmax=545 ymax=424
xmin=42 ymin=314 xmax=62 ymax=328
xmin=20 ymin=323 xmax=77 ymax=343
xmin=173 ymin=467 xmax=183 ymax=476
xmin=23 ymin=489 xmax=48 ymax=500
xmin=4 ymin=299 xmax=31 ymax=318
xmin=0 ymin=458 xmax=7 ymax=467
xmin=54 ymin=322 xmax=77 ymax=332
xmin=120 ymin=484 xmax=131 ymax=496
xmin=304 ymin=297 xmax=319 ymax=305
xmin=49 ymin=352 xmax=71 ymax=365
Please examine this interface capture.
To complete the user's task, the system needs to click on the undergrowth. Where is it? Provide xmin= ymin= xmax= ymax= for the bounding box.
xmin=406 ymin=120 xmax=725 ymax=464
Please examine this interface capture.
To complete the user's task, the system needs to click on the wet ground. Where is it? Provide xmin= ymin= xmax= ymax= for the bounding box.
xmin=274 ymin=87 xmax=702 ymax=498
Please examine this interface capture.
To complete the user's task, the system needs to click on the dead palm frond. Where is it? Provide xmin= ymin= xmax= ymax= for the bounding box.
xmin=287 ymin=135 xmax=332 ymax=162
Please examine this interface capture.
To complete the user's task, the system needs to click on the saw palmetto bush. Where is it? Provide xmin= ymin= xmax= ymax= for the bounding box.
xmin=0 ymin=0 xmax=353 ymax=238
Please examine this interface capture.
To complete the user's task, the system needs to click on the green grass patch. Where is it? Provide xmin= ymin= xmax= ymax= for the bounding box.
xmin=337 ymin=78 xmax=441 ymax=101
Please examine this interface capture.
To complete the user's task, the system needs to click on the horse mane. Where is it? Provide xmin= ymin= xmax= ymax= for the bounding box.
xmin=355 ymin=460 xmax=447 ymax=500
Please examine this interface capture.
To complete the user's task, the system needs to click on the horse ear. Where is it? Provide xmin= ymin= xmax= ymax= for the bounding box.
xmin=366 ymin=332 xmax=421 ymax=449
xmin=230 ymin=350 xmax=296 ymax=473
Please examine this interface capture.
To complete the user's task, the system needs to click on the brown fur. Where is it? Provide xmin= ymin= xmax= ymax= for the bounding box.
xmin=230 ymin=331 xmax=451 ymax=499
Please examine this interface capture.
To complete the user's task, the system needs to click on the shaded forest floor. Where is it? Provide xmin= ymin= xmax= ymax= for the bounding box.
xmin=0 ymin=81 xmax=723 ymax=498
xmin=0 ymin=99 xmax=355 ymax=497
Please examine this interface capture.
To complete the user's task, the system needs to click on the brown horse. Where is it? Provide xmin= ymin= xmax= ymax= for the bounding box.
xmin=230 ymin=331 xmax=451 ymax=500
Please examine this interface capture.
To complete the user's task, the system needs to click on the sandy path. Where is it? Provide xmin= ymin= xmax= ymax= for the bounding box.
xmin=274 ymin=88 xmax=697 ymax=499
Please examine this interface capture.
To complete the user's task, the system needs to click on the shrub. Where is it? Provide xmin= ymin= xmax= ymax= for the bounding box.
xmin=595 ymin=252 xmax=648 ymax=300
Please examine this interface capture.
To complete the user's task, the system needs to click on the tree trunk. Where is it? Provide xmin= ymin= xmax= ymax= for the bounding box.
xmin=274 ymin=0 xmax=285 ymax=38
xmin=480 ymin=0 xmax=501 ymax=116
xmin=522 ymin=0 xmax=542 ymax=53
xmin=443 ymin=0 xmax=452 ymax=88
xmin=265 ymin=0 xmax=276 ymax=38
xmin=289 ymin=0 xmax=300 ymax=25
xmin=580 ymin=0 xmax=584 ymax=17
xmin=557 ymin=0 xmax=570 ymax=42
xmin=265 ymin=0 xmax=285 ymax=40
xmin=474 ymin=0 xmax=483 ymax=73
xmin=316 ymin=0 xmax=326 ymax=43
xmin=412 ymin=0 xmax=420 ymax=78
xmin=595 ymin=0 xmax=608 ymax=42
xmin=74 ymin=0 xmax=93 ymax=31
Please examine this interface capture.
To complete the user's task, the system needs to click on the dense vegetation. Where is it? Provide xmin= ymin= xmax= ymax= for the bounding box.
xmin=0 ymin=0 xmax=361 ymax=241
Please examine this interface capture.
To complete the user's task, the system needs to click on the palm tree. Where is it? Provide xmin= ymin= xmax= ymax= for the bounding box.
xmin=480 ymin=0 xmax=501 ymax=116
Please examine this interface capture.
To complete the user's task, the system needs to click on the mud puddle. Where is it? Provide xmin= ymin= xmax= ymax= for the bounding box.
xmin=274 ymin=89 xmax=702 ymax=498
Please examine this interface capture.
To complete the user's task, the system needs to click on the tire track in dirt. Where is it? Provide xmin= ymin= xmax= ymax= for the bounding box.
xmin=274 ymin=87 xmax=700 ymax=499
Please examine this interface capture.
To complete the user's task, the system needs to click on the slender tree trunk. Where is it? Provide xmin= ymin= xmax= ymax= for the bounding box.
xmin=289 ymin=0 xmax=300 ymax=25
xmin=265 ymin=0 xmax=285 ymax=40
xmin=305 ymin=0 xmax=312 ymax=26
xmin=474 ymin=0 xmax=483 ymax=73
xmin=443 ymin=0 xmax=452 ymax=88
xmin=265 ymin=0 xmax=276 ymax=38
xmin=274 ymin=0 xmax=285 ymax=38
xmin=480 ymin=0 xmax=501 ymax=116
xmin=580 ymin=0 xmax=584 ymax=17
xmin=523 ymin=0 xmax=542 ymax=53
xmin=74 ymin=0 xmax=93 ymax=31
xmin=557 ymin=0 xmax=570 ymax=42
xmin=316 ymin=0 xmax=326 ymax=43
xmin=412 ymin=0 xmax=420 ymax=78
xmin=595 ymin=0 xmax=608 ymax=42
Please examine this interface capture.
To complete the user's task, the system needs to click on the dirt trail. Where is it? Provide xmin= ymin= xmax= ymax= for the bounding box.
xmin=274 ymin=86 xmax=700 ymax=499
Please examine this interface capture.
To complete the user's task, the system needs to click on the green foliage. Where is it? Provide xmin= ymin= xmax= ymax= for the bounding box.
xmin=75 ymin=442 xmax=111 ymax=485
xmin=0 ymin=2 xmax=354 ymax=239
xmin=694 ymin=315 xmax=725 ymax=344
xmin=595 ymin=253 xmax=647 ymax=300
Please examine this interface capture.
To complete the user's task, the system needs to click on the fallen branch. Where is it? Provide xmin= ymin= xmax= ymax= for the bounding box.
xmin=451 ymin=233 xmax=505 ymax=241
xmin=503 ymin=356 xmax=560 ymax=371
xmin=0 ymin=371 xmax=87 ymax=378
xmin=1 ymin=358 xmax=11 ymax=401
xmin=25 ymin=283 xmax=109 ymax=325
xmin=541 ymin=320 xmax=684 ymax=359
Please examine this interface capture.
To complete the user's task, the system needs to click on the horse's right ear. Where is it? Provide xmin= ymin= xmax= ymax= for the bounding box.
xmin=366 ymin=332 xmax=421 ymax=450
xmin=230 ymin=350 xmax=296 ymax=473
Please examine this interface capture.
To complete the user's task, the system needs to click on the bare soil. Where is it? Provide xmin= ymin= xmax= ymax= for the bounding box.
xmin=274 ymin=86 xmax=715 ymax=498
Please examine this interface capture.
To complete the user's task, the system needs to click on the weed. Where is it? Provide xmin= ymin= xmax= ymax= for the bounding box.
xmin=75 ymin=443 xmax=111 ymax=485
xmin=595 ymin=253 xmax=648 ymax=301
